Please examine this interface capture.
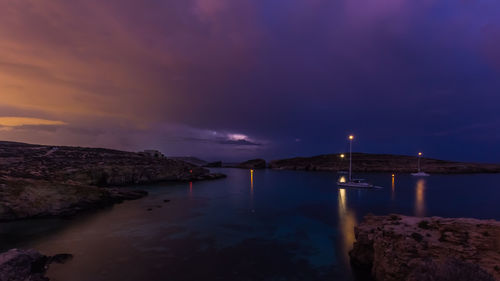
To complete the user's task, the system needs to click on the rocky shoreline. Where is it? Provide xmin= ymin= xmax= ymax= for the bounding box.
xmin=269 ymin=153 xmax=500 ymax=174
xmin=0 ymin=141 xmax=225 ymax=221
xmin=350 ymin=214 xmax=500 ymax=281
xmin=0 ymin=249 xmax=72 ymax=281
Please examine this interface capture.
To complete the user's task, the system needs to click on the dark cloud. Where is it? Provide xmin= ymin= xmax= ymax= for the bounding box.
xmin=0 ymin=0 xmax=499 ymax=162
xmin=217 ymin=139 xmax=262 ymax=146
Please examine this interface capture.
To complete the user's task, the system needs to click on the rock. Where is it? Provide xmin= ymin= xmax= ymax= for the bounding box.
xmin=0 ymin=141 xmax=225 ymax=221
xmin=48 ymin=253 xmax=73 ymax=264
xmin=169 ymin=157 xmax=207 ymax=167
xmin=236 ymin=159 xmax=267 ymax=169
xmin=349 ymin=214 xmax=500 ymax=281
xmin=0 ymin=179 xmax=148 ymax=221
xmin=269 ymin=153 xmax=500 ymax=173
xmin=0 ymin=249 xmax=71 ymax=281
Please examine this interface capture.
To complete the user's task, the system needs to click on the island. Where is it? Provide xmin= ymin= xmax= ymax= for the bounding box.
xmin=269 ymin=153 xmax=500 ymax=174
xmin=232 ymin=158 xmax=267 ymax=169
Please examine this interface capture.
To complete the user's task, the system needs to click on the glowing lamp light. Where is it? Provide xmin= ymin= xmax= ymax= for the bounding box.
xmin=392 ymin=174 xmax=395 ymax=177
xmin=418 ymin=152 xmax=422 ymax=156
xmin=349 ymin=135 xmax=354 ymax=140
xmin=340 ymin=154 xmax=345 ymax=158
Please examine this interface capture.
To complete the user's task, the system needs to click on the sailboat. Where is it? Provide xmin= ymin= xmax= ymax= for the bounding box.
xmin=337 ymin=135 xmax=374 ymax=188
xmin=411 ymin=152 xmax=430 ymax=177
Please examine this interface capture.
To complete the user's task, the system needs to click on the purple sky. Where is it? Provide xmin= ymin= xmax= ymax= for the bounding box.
xmin=0 ymin=0 xmax=499 ymax=162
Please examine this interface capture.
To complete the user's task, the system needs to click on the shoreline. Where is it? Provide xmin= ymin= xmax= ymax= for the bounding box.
xmin=268 ymin=153 xmax=500 ymax=174
xmin=0 ymin=141 xmax=226 ymax=222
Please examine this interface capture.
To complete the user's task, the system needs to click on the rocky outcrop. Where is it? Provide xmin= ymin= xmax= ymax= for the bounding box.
xmin=236 ymin=159 xmax=267 ymax=169
xmin=350 ymin=214 xmax=500 ymax=281
xmin=0 ymin=141 xmax=225 ymax=221
xmin=0 ymin=178 xmax=148 ymax=221
xmin=170 ymin=157 xmax=208 ymax=167
xmin=204 ymin=161 xmax=223 ymax=168
xmin=269 ymin=153 xmax=500 ymax=173
xmin=0 ymin=249 xmax=72 ymax=281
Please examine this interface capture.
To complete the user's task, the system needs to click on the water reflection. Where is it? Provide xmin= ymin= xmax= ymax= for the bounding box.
xmin=337 ymin=188 xmax=357 ymax=266
xmin=250 ymin=170 xmax=254 ymax=190
xmin=250 ymin=170 xmax=254 ymax=212
xmin=415 ymin=179 xmax=426 ymax=217
xmin=189 ymin=181 xmax=193 ymax=198
xmin=391 ymin=174 xmax=395 ymax=200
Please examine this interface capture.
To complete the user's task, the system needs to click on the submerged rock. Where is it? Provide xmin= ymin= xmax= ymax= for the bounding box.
xmin=0 ymin=249 xmax=72 ymax=281
xmin=349 ymin=214 xmax=500 ymax=281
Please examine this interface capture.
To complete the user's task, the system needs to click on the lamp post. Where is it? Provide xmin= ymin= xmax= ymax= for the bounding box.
xmin=349 ymin=135 xmax=354 ymax=181
xmin=418 ymin=152 xmax=422 ymax=173
xmin=339 ymin=153 xmax=345 ymax=173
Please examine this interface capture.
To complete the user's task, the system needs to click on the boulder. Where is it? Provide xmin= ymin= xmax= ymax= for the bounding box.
xmin=350 ymin=214 xmax=500 ymax=281
xmin=0 ymin=249 xmax=72 ymax=281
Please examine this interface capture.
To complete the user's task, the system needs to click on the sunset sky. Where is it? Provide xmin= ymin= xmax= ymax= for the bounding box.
xmin=1 ymin=0 xmax=499 ymax=162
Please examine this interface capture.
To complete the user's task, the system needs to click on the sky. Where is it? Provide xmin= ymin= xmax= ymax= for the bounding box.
xmin=0 ymin=0 xmax=499 ymax=162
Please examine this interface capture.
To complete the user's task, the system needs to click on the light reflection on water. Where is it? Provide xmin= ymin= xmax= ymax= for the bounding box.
xmin=337 ymin=188 xmax=357 ymax=266
xmin=0 ymin=169 xmax=499 ymax=281
xmin=415 ymin=179 xmax=426 ymax=217
xmin=189 ymin=181 xmax=193 ymax=198
xmin=391 ymin=174 xmax=395 ymax=201
xmin=250 ymin=169 xmax=254 ymax=212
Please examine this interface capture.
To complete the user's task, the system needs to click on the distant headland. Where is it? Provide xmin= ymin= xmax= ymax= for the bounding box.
xmin=268 ymin=153 xmax=500 ymax=174
xmin=179 ymin=153 xmax=500 ymax=174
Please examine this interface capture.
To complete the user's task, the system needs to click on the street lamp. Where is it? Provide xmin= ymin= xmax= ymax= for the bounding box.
xmin=417 ymin=152 xmax=422 ymax=172
xmin=348 ymin=135 xmax=354 ymax=181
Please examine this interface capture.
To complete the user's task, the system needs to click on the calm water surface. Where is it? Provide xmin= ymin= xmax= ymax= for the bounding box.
xmin=1 ymin=169 xmax=500 ymax=281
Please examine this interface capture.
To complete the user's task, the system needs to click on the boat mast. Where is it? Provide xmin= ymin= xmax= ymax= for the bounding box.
xmin=349 ymin=135 xmax=354 ymax=181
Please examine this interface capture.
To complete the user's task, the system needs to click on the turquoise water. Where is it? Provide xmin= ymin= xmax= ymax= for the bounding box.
xmin=1 ymin=169 xmax=499 ymax=280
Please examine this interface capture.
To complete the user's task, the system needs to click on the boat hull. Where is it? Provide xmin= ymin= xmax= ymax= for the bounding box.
xmin=337 ymin=182 xmax=374 ymax=189
xmin=411 ymin=172 xmax=430 ymax=177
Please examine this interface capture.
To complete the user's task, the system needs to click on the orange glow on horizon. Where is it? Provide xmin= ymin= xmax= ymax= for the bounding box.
xmin=0 ymin=117 xmax=66 ymax=127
